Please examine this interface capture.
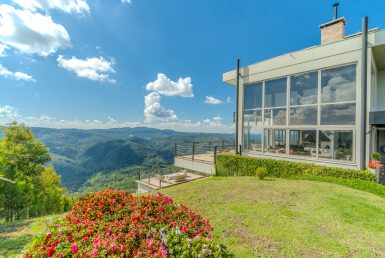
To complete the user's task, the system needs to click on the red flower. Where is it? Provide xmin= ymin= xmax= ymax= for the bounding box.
xmin=47 ymin=246 xmax=55 ymax=256
xmin=45 ymin=232 xmax=52 ymax=242
xmin=99 ymin=200 xmax=104 ymax=205
xmin=71 ymin=244 xmax=78 ymax=253
xmin=97 ymin=212 xmax=103 ymax=218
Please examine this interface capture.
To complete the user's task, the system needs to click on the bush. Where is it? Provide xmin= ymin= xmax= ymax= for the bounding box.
xmin=215 ymin=154 xmax=376 ymax=182
xmin=371 ymin=152 xmax=381 ymax=160
xmin=256 ymin=167 xmax=267 ymax=180
xmin=24 ymin=190 xmax=231 ymax=257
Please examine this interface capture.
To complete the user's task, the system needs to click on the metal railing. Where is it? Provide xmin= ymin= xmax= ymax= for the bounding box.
xmin=137 ymin=166 xmax=181 ymax=188
xmin=174 ymin=141 xmax=241 ymax=164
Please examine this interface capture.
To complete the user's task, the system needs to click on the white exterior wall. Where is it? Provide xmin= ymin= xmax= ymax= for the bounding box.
xmin=224 ymin=29 xmax=385 ymax=170
xmin=377 ymin=70 xmax=385 ymax=110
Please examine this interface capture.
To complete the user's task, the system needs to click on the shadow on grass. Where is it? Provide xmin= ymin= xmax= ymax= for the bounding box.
xmin=0 ymin=234 xmax=31 ymax=256
xmin=0 ymin=220 xmax=34 ymax=234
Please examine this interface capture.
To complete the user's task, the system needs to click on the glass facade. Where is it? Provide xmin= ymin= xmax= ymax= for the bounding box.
xmin=242 ymin=64 xmax=356 ymax=163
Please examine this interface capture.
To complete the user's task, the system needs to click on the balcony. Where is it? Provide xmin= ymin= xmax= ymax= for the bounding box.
xmin=174 ymin=141 xmax=237 ymax=174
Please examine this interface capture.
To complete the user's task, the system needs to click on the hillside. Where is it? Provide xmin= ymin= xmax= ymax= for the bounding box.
xmin=30 ymin=127 xmax=233 ymax=191
xmin=160 ymin=177 xmax=385 ymax=257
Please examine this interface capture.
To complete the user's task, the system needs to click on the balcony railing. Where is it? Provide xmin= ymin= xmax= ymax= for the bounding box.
xmin=174 ymin=141 xmax=240 ymax=164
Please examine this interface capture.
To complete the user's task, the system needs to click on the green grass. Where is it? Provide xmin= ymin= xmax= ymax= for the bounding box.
xmin=0 ymin=214 xmax=63 ymax=257
xmin=159 ymin=177 xmax=385 ymax=257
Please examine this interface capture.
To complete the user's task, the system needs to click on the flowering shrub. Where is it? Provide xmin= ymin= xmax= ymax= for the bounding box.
xmin=24 ymin=190 xmax=230 ymax=257
xmin=368 ymin=160 xmax=382 ymax=169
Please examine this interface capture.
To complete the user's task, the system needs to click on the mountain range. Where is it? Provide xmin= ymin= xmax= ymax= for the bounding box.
xmin=31 ymin=127 xmax=233 ymax=191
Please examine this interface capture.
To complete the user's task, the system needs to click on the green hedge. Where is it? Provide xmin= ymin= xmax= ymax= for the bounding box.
xmin=215 ymin=154 xmax=376 ymax=182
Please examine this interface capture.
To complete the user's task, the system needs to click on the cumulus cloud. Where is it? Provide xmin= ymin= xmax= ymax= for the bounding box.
xmin=12 ymin=0 xmax=90 ymax=14
xmin=0 ymin=4 xmax=71 ymax=56
xmin=0 ymin=105 xmax=232 ymax=133
xmin=121 ymin=0 xmax=132 ymax=4
xmin=205 ymin=96 xmax=222 ymax=105
xmin=146 ymin=73 xmax=193 ymax=97
xmin=0 ymin=64 xmax=35 ymax=82
xmin=226 ymin=96 xmax=231 ymax=104
xmin=57 ymin=55 xmax=116 ymax=83
xmin=144 ymin=92 xmax=177 ymax=123
xmin=0 ymin=44 xmax=7 ymax=56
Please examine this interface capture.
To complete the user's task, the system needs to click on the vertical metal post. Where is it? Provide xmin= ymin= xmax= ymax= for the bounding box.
xmin=239 ymin=145 xmax=242 ymax=156
xmin=333 ymin=3 xmax=339 ymax=20
xmin=174 ymin=143 xmax=177 ymax=157
xmin=138 ymin=171 xmax=140 ymax=181
xmin=360 ymin=16 xmax=368 ymax=170
xmin=209 ymin=141 xmax=211 ymax=151
xmin=235 ymin=58 xmax=240 ymax=154
xmin=214 ymin=146 xmax=218 ymax=164
xmin=192 ymin=144 xmax=195 ymax=161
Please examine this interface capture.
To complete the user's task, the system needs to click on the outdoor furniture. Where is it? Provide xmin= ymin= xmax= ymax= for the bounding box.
xmin=169 ymin=171 xmax=188 ymax=182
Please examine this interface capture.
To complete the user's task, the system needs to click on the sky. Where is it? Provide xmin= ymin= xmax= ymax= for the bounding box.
xmin=1 ymin=0 xmax=385 ymax=133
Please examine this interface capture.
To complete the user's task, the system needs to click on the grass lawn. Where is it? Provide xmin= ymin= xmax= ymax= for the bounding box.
xmin=0 ymin=214 xmax=63 ymax=257
xmin=160 ymin=177 xmax=385 ymax=257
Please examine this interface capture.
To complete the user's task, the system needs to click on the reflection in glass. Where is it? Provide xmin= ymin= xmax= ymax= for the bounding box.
xmin=265 ymin=78 xmax=287 ymax=108
xmin=264 ymin=108 xmax=286 ymax=126
xmin=244 ymin=128 xmax=262 ymax=152
xmin=244 ymin=82 xmax=263 ymax=110
xmin=321 ymin=103 xmax=355 ymax=125
xmin=321 ymin=64 xmax=356 ymax=103
xmin=290 ymin=106 xmax=317 ymax=125
xmin=290 ymin=72 xmax=318 ymax=105
xmin=289 ymin=130 xmax=316 ymax=157
xmin=319 ymin=130 xmax=353 ymax=161
xmin=244 ymin=110 xmax=263 ymax=126
xmin=264 ymin=129 xmax=286 ymax=154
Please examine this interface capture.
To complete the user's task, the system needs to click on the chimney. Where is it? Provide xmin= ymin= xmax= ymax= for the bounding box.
xmin=319 ymin=3 xmax=346 ymax=45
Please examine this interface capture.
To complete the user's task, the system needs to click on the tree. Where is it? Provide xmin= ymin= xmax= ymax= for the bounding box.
xmin=0 ymin=122 xmax=69 ymax=221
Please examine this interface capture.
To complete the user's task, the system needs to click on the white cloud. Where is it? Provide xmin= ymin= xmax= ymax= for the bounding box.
xmin=0 ymin=64 xmax=35 ymax=82
xmin=205 ymin=96 xmax=222 ymax=105
xmin=57 ymin=55 xmax=116 ymax=83
xmin=0 ymin=4 xmax=71 ymax=56
xmin=12 ymin=0 xmax=90 ymax=14
xmin=144 ymin=92 xmax=177 ymax=123
xmin=146 ymin=73 xmax=193 ymax=97
xmin=0 ymin=105 xmax=233 ymax=133
xmin=0 ymin=44 xmax=7 ymax=56
xmin=121 ymin=0 xmax=132 ymax=4
xmin=226 ymin=96 xmax=231 ymax=104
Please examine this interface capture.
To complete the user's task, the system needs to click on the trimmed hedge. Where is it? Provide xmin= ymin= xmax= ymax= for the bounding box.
xmin=215 ymin=154 xmax=376 ymax=182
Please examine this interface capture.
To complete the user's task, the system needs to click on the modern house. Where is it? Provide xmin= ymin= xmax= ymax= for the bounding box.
xmin=223 ymin=10 xmax=385 ymax=170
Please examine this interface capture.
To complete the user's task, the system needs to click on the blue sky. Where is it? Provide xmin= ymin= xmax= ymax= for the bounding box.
xmin=1 ymin=0 xmax=385 ymax=132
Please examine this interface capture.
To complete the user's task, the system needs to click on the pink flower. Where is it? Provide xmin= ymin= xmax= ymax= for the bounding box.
xmin=92 ymin=248 xmax=98 ymax=256
xmin=110 ymin=243 xmax=116 ymax=251
xmin=120 ymin=245 xmax=126 ymax=251
xmin=71 ymin=244 xmax=78 ymax=253
xmin=58 ymin=254 xmax=63 ymax=258
xmin=182 ymin=226 xmax=188 ymax=233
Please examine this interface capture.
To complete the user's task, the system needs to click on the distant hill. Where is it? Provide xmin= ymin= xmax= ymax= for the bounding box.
xmin=30 ymin=127 xmax=233 ymax=191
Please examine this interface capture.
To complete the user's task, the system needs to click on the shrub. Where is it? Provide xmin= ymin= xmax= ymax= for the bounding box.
xmin=256 ymin=167 xmax=267 ymax=180
xmin=371 ymin=152 xmax=381 ymax=160
xmin=24 ymin=190 xmax=231 ymax=257
xmin=215 ymin=154 xmax=376 ymax=182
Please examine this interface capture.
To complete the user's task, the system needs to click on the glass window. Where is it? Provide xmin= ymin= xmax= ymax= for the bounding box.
xmin=321 ymin=64 xmax=356 ymax=103
xmin=320 ymin=103 xmax=355 ymax=125
xmin=265 ymin=78 xmax=287 ymax=108
xmin=289 ymin=106 xmax=317 ymax=125
xmin=290 ymin=72 xmax=318 ymax=105
xmin=244 ymin=110 xmax=262 ymax=127
xmin=244 ymin=82 xmax=262 ymax=110
xmin=319 ymin=130 xmax=353 ymax=161
xmin=244 ymin=128 xmax=262 ymax=152
xmin=264 ymin=129 xmax=286 ymax=154
xmin=264 ymin=108 xmax=286 ymax=126
xmin=289 ymin=130 xmax=316 ymax=157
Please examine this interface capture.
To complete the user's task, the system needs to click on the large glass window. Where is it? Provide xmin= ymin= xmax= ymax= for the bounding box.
xmin=264 ymin=129 xmax=286 ymax=154
xmin=265 ymin=78 xmax=287 ymax=107
xmin=290 ymin=106 xmax=317 ymax=125
xmin=244 ymin=82 xmax=262 ymax=110
xmin=244 ymin=128 xmax=262 ymax=152
xmin=291 ymin=72 xmax=318 ymax=105
xmin=264 ymin=78 xmax=287 ymax=126
xmin=289 ymin=130 xmax=316 ymax=157
xmin=320 ymin=103 xmax=355 ymax=125
xmin=321 ymin=64 xmax=356 ymax=125
xmin=319 ymin=130 xmax=353 ymax=161
xmin=289 ymin=72 xmax=318 ymax=125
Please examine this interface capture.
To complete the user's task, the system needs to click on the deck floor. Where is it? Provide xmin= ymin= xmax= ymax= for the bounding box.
xmin=137 ymin=172 xmax=205 ymax=190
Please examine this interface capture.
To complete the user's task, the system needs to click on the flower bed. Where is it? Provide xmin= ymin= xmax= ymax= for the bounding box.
xmin=24 ymin=190 xmax=230 ymax=257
